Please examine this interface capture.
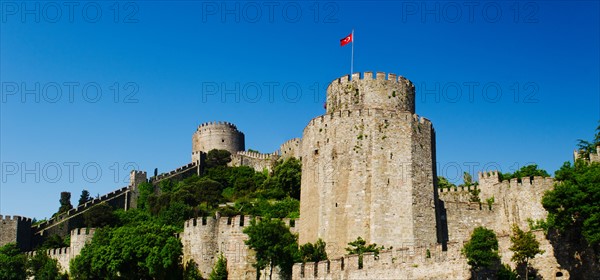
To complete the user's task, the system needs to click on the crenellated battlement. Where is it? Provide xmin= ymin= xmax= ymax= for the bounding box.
xmin=71 ymin=227 xmax=96 ymax=237
xmin=150 ymin=162 xmax=198 ymax=182
xmin=279 ymin=138 xmax=302 ymax=159
xmin=235 ymin=150 xmax=277 ymax=160
xmin=32 ymin=186 xmax=129 ymax=233
xmin=197 ymin=121 xmax=239 ymax=131
xmin=0 ymin=215 xmax=32 ymax=223
xmin=293 ymin=242 xmax=468 ymax=279
xmin=329 ymin=71 xmax=413 ymax=87
xmin=325 ymin=71 xmax=416 ymax=114
xmin=192 ymin=120 xmax=245 ymax=158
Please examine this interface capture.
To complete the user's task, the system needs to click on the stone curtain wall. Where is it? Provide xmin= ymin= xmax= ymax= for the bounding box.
xmin=292 ymin=242 xmax=469 ymax=280
xmin=181 ymin=215 xmax=299 ymax=280
xmin=25 ymin=228 xmax=96 ymax=273
xmin=230 ymin=151 xmax=279 ymax=172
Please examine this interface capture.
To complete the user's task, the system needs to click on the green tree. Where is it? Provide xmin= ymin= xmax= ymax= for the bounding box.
xmin=501 ymin=164 xmax=550 ymax=181
xmin=206 ymin=149 xmax=232 ymax=169
xmin=183 ymin=260 xmax=203 ymax=280
xmin=509 ymin=224 xmax=544 ymax=280
xmin=243 ymin=218 xmax=298 ymax=280
xmin=136 ymin=182 xmax=155 ymax=210
xmin=70 ymin=222 xmax=183 ymax=279
xmin=83 ymin=202 xmax=116 ymax=228
xmin=78 ymin=189 xmax=91 ymax=205
xmin=576 ymin=121 xmax=600 ymax=159
xmin=463 ymin=172 xmax=473 ymax=187
xmin=0 ymin=243 xmax=27 ymax=280
xmin=542 ymin=160 xmax=600 ymax=246
xmin=437 ymin=176 xmax=455 ymax=190
xmin=272 ymin=158 xmax=302 ymax=200
xmin=462 ymin=227 xmax=500 ymax=273
xmin=40 ymin=234 xmax=69 ymax=250
xmin=58 ymin=191 xmax=73 ymax=214
xmin=345 ymin=237 xmax=384 ymax=269
xmin=27 ymin=250 xmax=65 ymax=280
xmin=209 ymin=253 xmax=228 ymax=280
xmin=299 ymin=239 xmax=328 ymax=263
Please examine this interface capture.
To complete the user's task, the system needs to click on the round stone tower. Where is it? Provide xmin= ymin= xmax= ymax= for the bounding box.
xmin=299 ymin=72 xmax=438 ymax=258
xmin=192 ymin=121 xmax=245 ymax=162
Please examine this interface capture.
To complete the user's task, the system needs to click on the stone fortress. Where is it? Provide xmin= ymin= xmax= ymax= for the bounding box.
xmin=1 ymin=71 xmax=596 ymax=279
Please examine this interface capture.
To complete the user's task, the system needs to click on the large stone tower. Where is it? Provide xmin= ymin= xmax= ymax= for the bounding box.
xmin=299 ymin=72 xmax=438 ymax=257
xmin=192 ymin=121 xmax=245 ymax=162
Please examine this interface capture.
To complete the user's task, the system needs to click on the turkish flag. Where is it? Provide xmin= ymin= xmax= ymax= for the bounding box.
xmin=340 ymin=33 xmax=352 ymax=46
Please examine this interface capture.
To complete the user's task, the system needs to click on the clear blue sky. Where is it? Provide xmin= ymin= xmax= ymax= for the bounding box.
xmin=1 ymin=1 xmax=598 ymax=219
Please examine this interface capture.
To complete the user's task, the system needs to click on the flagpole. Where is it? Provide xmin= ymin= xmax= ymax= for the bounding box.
xmin=351 ymin=29 xmax=354 ymax=75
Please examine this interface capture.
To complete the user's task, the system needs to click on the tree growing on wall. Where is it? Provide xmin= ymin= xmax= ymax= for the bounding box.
xmin=500 ymin=164 xmax=550 ymax=181
xmin=509 ymin=224 xmax=544 ymax=280
xmin=462 ymin=227 xmax=500 ymax=277
xmin=57 ymin=192 xmax=73 ymax=214
xmin=78 ymin=190 xmax=91 ymax=206
xmin=299 ymin=239 xmax=328 ymax=263
xmin=345 ymin=237 xmax=384 ymax=269
xmin=209 ymin=253 xmax=228 ymax=280
xmin=576 ymin=121 xmax=600 ymax=159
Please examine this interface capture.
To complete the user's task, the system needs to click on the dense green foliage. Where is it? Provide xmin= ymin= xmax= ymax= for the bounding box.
xmin=500 ymin=164 xmax=550 ymax=181
xmin=27 ymin=250 xmax=67 ymax=280
xmin=0 ymin=243 xmax=66 ymax=280
xmin=542 ymin=159 xmax=600 ymax=246
xmin=205 ymin=149 xmax=232 ymax=169
xmin=0 ymin=243 xmax=27 ymax=280
xmin=70 ymin=220 xmax=182 ymax=279
xmin=83 ymin=202 xmax=117 ymax=228
xmin=462 ymin=227 xmax=500 ymax=271
xmin=509 ymin=224 xmax=544 ymax=279
xmin=299 ymin=239 xmax=328 ymax=263
xmin=243 ymin=218 xmax=299 ymax=280
xmin=209 ymin=253 xmax=228 ymax=280
xmin=437 ymin=176 xmax=456 ymax=189
xmin=40 ymin=234 xmax=70 ymax=250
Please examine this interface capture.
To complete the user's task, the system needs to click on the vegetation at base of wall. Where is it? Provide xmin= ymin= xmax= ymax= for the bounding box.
xmin=69 ymin=220 xmax=182 ymax=279
xmin=39 ymin=234 xmax=70 ymax=250
xmin=208 ymin=253 xmax=228 ymax=280
xmin=0 ymin=243 xmax=67 ymax=280
xmin=124 ymin=150 xmax=302 ymax=230
xmin=243 ymin=218 xmax=299 ymax=280
xmin=509 ymin=224 xmax=544 ymax=280
xmin=462 ymin=227 xmax=500 ymax=271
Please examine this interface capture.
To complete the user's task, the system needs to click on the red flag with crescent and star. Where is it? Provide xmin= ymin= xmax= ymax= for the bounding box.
xmin=340 ymin=33 xmax=352 ymax=46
